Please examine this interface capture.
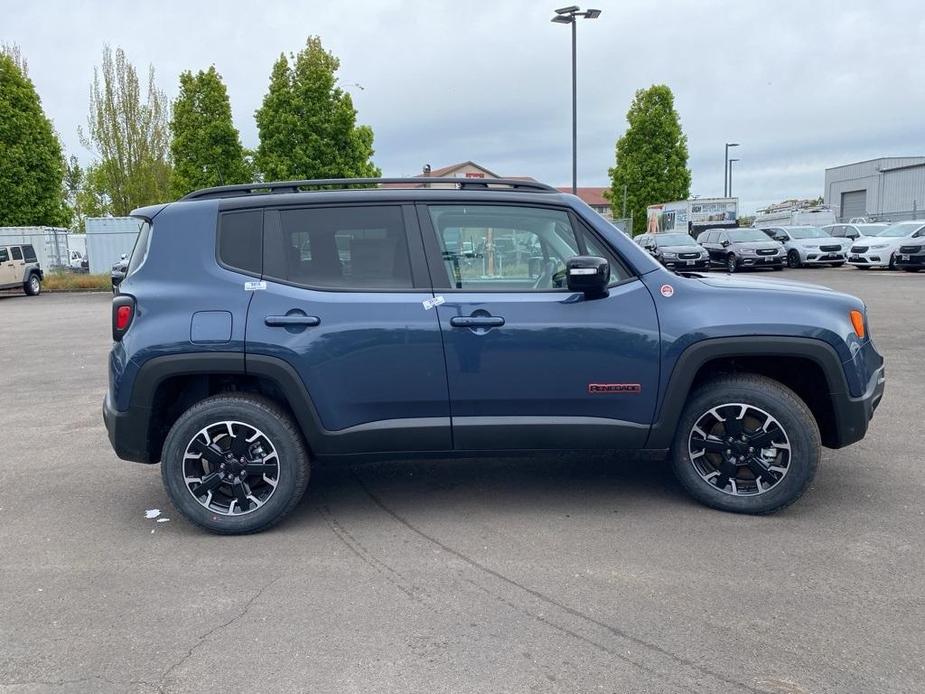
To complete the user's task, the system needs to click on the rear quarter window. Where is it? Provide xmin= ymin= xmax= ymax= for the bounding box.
xmin=218 ymin=210 xmax=263 ymax=276
xmin=22 ymin=245 xmax=37 ymax=262
xmin=125 ymin=220 xmax=153 ymax=278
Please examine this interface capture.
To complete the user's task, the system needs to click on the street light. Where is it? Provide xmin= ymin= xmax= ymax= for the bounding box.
xmin=728 ymin=158 xmax=740 ymax=197
xmin=724 ymin=142 xmax=739 ymax=197
xmin=551 ymin=5 xmax=601 ymax=194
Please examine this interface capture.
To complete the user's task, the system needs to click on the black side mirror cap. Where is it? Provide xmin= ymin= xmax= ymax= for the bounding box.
xmin=566 ymin=256 xmax=610 ymax=297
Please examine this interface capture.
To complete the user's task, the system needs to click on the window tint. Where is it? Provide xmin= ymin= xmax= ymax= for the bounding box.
xmin=0 ymin=248 xmax=8 ymax=262
xmin=219 ymin=210 xmax=263 ymax=275
xmin=10 ymin=247 xmax=23 ymax=261
xmin=429 ymin=205 xmax=582 ymax=290
xmin=22 ymin=245 xmax=37 ymax=262
xmin=266 ymin=206 xmax=411 ymax=289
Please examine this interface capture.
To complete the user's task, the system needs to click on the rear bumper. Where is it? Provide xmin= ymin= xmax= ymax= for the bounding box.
xmin=829 ymin=365 xmax=885 ymax=448
xmin=103 ymin=393 xmax=154 ymax=464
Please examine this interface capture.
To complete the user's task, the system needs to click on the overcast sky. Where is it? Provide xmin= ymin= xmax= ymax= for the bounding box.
xmin=3 ymin=0 xmax=923 ymax=214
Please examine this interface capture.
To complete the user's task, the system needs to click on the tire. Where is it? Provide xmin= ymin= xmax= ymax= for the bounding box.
xmin=670 ymin=374 xmax=820 ymax=515
xmin=787 ymin=250 xmax=801 ymax=268
xmin=888 ymin=253 xmax=896 ymax=270
xmin=24 ymin=273 xmax=41 ymax=296
xmin=726 ymin=254 xmax=737 ymax=273
xmin=160 ymin=394 xmax=310 ymax=535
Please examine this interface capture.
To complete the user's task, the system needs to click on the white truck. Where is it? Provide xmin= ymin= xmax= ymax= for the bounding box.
xmin=753 ymin=202 xmax=837 ymax=229
xmin=645 ymin=198 xmax=738 ymax=238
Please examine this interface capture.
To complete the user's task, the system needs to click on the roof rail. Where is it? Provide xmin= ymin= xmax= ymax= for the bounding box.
xmin=180 ymin=177 xmax=558 ymax=201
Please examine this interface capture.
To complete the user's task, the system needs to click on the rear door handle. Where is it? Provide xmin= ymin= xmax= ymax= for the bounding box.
xmin=265 ymin=315 xmax=321 ymax=327
xmin=450 ymin=316 xmax=505 ymax=328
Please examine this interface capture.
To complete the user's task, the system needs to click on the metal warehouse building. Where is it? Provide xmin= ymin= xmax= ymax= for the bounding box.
xmin=825 ymin=156 xmax=925 ymax=222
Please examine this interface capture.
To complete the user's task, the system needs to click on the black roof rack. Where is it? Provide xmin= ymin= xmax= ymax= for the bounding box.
xmin=180 ymin=177 xmax=558 ymax=201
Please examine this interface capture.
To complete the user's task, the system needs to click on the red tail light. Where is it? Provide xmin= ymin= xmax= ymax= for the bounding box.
xmin=112 ymin=296 xmax=135 ymax=341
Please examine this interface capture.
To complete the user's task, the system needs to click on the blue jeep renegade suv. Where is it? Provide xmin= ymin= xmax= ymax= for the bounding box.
xmin=103 ymin=178 xmax=885 ymax=534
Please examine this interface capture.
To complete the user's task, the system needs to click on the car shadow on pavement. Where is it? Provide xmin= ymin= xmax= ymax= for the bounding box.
xmin=285 ymin=452 xmax=686 ymax=527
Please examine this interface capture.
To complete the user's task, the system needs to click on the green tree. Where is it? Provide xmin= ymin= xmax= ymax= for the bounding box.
xmin=0 ymin=49 xmax=67 ymax=226
xmin=80 ymin=46 xmax=171 ymax=215
xmin=63 ymin=155 xmax=87 ymax=230
xmin=608 ymin=85 xmax=691 ymax=234
xmin=255 ymin=36 xmax=380 ymax=181
xmin=169 ymin=66 xmax=250 ymax=197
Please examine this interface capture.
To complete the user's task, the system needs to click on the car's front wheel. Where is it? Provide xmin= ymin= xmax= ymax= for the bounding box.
xmin=24 ymin=274 xmax=41 ymax=296
xmin=787 ymin=250 xmax=801 ymax=268
xmin=671 ymin=374 xmax=820 ymax=515
xmin=726 ymin=254 xmax=737 ymax=273
xmin=161 ymin=394 xmax=310 ymax=534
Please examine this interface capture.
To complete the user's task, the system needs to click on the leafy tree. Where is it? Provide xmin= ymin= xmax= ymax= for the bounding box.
xmin=80 ymin=46 xmax=171 ymax=215
xmin=169 ymin=66 xmax=250 ymax=197
xmin=608 ymin=85 xmax=691 ymax=234
xmin=63 ymin=155 xmax=87 ymax=230
xmin=0 ymin=48 xmax=67 ymax=226
xmin=255 ymin=36 xmax=380 ymax=181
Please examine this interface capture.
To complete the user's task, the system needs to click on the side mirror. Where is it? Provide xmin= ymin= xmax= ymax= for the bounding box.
xmin=120 ymin=253 xmax=128 ymax=261
xmin=721 ymin=239 xmax=730 ymax=247
xmin=566 ymin=256 xmax=609 ymax=298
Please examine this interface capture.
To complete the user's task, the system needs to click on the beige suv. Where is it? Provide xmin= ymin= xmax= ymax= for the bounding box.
xmin=0 ymin=244 xmax=43 ymax=295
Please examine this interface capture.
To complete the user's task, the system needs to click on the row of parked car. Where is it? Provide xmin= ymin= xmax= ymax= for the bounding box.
xmin=634 ymin=220 xmax=925 ymax=273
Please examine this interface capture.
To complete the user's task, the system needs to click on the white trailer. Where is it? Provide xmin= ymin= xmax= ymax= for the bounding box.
xmin=645 ymin=198 xmax=738 ymax=237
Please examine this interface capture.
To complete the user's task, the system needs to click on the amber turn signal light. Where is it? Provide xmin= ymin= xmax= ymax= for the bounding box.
xmin=850 ymin=310 xmax=865 ymax=339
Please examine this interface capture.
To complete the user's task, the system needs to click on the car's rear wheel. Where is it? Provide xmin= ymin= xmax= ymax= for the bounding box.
xmin=671 ymin=374 xmax=820 ymax=515
xmin=24 ymin=274 xmax=41 ymax=296
xmin=726 ymin=254 xmax=737 ymax=273
xmin=161 ymin=394 xmax=310 ymax=534
xmin=787 ymin=250 xmax=801 ymax=268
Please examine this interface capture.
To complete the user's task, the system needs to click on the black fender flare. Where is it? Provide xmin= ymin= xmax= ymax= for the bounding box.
xmin=645 ymin=336 xmax=849 ymax=449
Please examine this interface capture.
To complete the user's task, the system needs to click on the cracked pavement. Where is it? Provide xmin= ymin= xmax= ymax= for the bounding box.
xmin=1 ymin=268 xmax=923 ymax=693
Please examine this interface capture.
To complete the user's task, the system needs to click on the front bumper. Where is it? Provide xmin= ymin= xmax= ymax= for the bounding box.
xmin=895 ymin=252 xmax=925 ymax=268
xmin=829 ymin=365 xmax=885 ymax=448
xmin=738 ymin=255 xmax=784 ymax=268
xmin=103 ymin=392 xmax=154 ymax=464
xmin=663 ymin=258 xmax=709 ymax=271
xmin=798 ymin=250 xmax=846 ymax=264
xmin=847 ymin=251 xmax=891 ymax=267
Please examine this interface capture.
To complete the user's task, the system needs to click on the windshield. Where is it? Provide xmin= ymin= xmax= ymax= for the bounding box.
xmin=786 ymin=226 xmax=829 ymax=239
xmin=727 ymin=229 xmax=771 ymax=242
xmin=875 ymin=222 xmax=924 ymax=238
xmin=857 ymin=225 xmax=886 ymax=235
xmin=655 ymin=233 xmax=698 ymax=247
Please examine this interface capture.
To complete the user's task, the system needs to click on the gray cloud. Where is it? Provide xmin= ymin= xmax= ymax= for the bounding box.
xmin=3 ymin=0 xmax=922 ymax=214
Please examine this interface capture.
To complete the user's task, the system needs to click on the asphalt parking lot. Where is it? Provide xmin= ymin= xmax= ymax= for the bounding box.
xmin=1 ymin=267 xmax=923 ymax=694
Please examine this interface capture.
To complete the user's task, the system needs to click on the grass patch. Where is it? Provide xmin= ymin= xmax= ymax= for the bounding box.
xmin=43 ymin=273 xmax=111 ymax=292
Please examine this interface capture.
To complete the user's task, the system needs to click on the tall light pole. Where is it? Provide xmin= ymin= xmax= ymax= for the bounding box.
xmin=552 ymin=6 xmax=601 ymax=194
xmin=728 ymin=158 xmax=740 ymax=197
xmin=724 ymin=142 xmax=739 ymax=197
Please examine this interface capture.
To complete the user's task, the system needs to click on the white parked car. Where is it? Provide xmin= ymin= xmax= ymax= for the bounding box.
xmin=759 ymin=226 xmax=846 ymax=268
xmin=821 ymin=223 xmax=888 ymax=246
xmin=847 ymin=221 xmax=925 ymax=269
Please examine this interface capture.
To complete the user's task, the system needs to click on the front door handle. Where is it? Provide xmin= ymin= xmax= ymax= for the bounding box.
xmin=265 ymin=315 xmax=321 ymax=327
xmin=450 ymin=316 xmax=505 ymax=328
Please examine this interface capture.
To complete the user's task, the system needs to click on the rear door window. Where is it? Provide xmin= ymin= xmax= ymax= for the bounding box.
xmin=265 ymin=206 xmax=412 ymax=289
xmin=0 ymin=248 xmax=8 ymax=262
xmin=10 ymin=247 xmax=23 ymax=261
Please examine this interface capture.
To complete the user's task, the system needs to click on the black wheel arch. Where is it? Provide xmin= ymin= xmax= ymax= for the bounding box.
xmin=645 ymin=337 xmax=853 ymax=450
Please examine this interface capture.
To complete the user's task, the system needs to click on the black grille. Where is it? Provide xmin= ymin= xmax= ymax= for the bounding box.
xmin=756 ymin=248 xmax=777 ymax=256
xmin=819 ymin=245 xmax=841 ymax=252
xmin=851 ymin=246 xmax=868 ymax=253
xmin=899 ymin=245 xmax=923 ymax=254
xmin=679 ymin=252 xmax=700 ymax=259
